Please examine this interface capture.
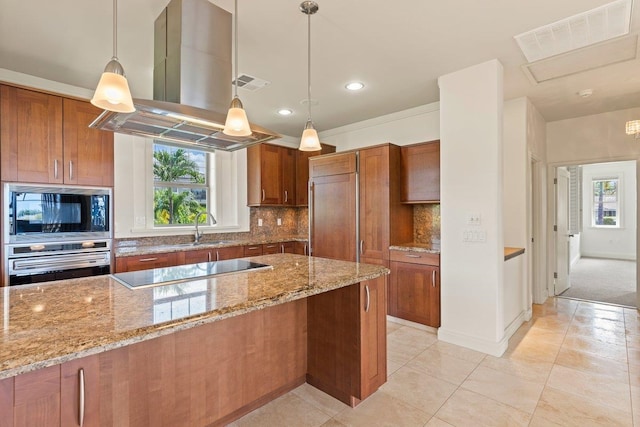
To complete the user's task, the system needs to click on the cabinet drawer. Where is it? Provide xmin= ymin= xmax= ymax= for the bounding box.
xmin=115 ymin=252 xmax=178 ymax=272
xmin=262 ymin=243 xmax=280 ymax=255
xmin=389 ymin=250 xmax=439 ymax=266
xmin=244 ymin=245 xmax=263 ymax=256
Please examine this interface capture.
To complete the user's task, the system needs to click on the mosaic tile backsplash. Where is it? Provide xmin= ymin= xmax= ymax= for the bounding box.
xmin=414 ymin=204 xmax=441 ymax=244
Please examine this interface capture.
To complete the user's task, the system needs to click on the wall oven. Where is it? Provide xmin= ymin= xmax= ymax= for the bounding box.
xmin=3 ymin=184 xmax=113 ymax=286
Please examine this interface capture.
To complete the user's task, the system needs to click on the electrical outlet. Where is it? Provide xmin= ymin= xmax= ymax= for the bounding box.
xmin=277 ymin=218 xmax=282 ymax=226
xmin=258 ymin=219 xmax=263 ymax=227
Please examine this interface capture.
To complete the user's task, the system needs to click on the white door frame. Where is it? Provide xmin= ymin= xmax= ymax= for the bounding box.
xmin=529 ymin=153 xmax=546 ymax=304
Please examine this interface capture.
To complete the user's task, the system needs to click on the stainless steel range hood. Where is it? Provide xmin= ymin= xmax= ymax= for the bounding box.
xmin=89 ymin=0 xmax=279 ymax=151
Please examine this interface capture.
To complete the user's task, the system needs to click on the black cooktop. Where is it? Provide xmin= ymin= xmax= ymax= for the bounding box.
xmin=111 ymin=259 xmax=272 ymax=289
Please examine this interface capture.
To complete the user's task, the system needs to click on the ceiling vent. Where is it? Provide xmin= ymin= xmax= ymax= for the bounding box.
xmin=514 ymin=0 xmax=632 ymax=63
xmin=232 ymin=74 xmax=271 ymax=92
xmin=521 ymin=33 xmax=637 ymax=84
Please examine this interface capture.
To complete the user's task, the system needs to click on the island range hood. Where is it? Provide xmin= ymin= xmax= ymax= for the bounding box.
xmin=89 ymin=0 xmax=279 ymax=151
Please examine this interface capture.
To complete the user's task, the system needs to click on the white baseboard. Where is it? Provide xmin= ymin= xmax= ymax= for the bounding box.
xmin=437 ymin=327 xmax=509 ymax=357
xmin=580 ymin=252 xmax=636 ymax=261
xmin=503 ymin=310 xmax=529 ymax=342
xmin=387 ymin=316 xmax=438 ymax=334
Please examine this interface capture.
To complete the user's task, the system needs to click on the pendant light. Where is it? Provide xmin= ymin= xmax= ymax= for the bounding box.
xmin=91 ymin=0 xmax=135 ymax=113
xmin=299 ymin=1 xmax=322 ymax=151
xmin=223 ymin=0 xmax=251 ymax=137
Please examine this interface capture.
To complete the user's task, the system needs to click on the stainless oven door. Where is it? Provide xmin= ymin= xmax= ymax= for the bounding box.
xmin=8 ymin=251 xmax=111 ymax=286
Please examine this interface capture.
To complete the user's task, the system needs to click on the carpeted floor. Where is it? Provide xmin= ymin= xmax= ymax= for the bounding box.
xmin=560 ymin=257 xmax=637 ymax=307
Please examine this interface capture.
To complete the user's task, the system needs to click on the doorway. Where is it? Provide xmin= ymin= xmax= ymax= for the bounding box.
xmin=554 ymin=160 xmax=637 ymax=308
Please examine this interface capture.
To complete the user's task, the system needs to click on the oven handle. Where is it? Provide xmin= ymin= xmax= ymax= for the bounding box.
xmin=10 ymin=253 xmax=110 ymax=274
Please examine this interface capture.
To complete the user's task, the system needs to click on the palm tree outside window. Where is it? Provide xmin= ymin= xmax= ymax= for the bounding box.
xmin=153 ymin=143 xmax=211 ymax=226
xmin=592 ymin=178 xmax=619 ymax=227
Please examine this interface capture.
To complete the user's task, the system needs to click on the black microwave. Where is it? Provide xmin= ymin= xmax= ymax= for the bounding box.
xmin=4 ymin=184 xmax=112 ymax=243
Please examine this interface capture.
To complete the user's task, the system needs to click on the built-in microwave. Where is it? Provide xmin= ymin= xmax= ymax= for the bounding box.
xmin=3 ymin=183 xmax=112 ymax=243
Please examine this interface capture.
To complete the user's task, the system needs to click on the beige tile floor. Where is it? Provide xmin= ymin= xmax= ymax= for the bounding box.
xmin=229 ymin=298 xmax=640 ymax=426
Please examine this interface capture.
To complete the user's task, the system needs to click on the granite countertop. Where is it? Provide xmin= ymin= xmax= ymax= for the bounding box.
xmin=389 ymin=243 xmax=441 ymax=254
xmin=504 ymin=247 xmax=525 ymax=261
xmin=115 ymin=236 xmax=308 ymax=257
xmin=0 ymin=254 xmax=388 ymax=379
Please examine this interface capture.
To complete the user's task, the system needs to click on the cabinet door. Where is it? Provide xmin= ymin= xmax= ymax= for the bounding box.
xmin=279 ymin=241 xmax=295 ymax=253
xmin=115 ymin=252 xmax=179 ymax=272
xmin=0 ymin=377 xmax=13 ymax=427
xmin=214 ymin=245 xmax=244 ymax=261
xmin=310 ymin=172 xmax=357 ymax=261
xmin=294 ymin=241 xmax=308 ymax=255
xmin=296 ymin=143 xmax=336 ymax=206
xmin=401 ymin=141 xmax=440 ymax=202
xmin=182 ymin=249 xmax=212 ymax=264
xmin=259 ymin=144 xmax=283 ymax=204
xmin=359 ymin=276 xmax=387 ymax=398
xmin=61 ymin=355 xmax=100 ymax=427
xmin=390 ymin=261 xmax=440 ymax=327
xmin=282 ymin=147 xmax=296 ymax=206
xmin=63 ymin=99 xmax=114 ymax=186
xmin=14 ymin=365 xmax=61 ymax=426
xmin=1 ymin=85 xmax=63 ymax=184
xmin=359 ymin=146 xmax=390 ymax=262
xmin=262 ymin=243 xmax=280 ymax=255
xmin=244 ymin=245 xmax=263 ymax=257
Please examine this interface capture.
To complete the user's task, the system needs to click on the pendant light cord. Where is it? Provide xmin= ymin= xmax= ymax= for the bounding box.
xmin=113 ymin=0 xmax=118 ymax=60
xmin=234 ymin=0 xmax=239 ymax=98
xmin=307 ymin=10 xmax=312 ymax=120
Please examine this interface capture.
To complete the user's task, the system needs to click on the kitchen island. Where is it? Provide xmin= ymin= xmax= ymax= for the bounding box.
xmin=0 ymin=254 xmax=389 ymax=426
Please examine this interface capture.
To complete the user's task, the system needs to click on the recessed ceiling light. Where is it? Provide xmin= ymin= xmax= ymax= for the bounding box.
xmin=577 ymin=89 xmax=593 ymax=98
xmin=345 ymin=82 xmax=365 ymax=91
xmin=278 ymin=108 xmax=293 ymax=116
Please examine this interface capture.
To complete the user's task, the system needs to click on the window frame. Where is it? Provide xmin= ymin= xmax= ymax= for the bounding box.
xmin=590 ymin=176 xmax=621 ymax=229
xmin=151 ymin=142 xmax=215 ymax=228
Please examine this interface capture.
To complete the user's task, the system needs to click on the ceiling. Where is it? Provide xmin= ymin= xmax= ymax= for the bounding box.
xmin=2 ymin=0 xmax=640 ymax=138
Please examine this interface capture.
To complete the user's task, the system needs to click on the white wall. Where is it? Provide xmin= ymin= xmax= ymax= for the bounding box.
xmin=580 ymin=161 xmax=636 ymax=260
xmin=438 ymin=59 xmax=506 ymax=356
xmin=570 ymin=233 xmax=581 ymax=266
xmin=319 ymin=103 xmax=440 ymax=151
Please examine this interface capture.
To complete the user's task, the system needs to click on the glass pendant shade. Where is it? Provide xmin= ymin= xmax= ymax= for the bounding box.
xmin=91 ymin=59 xmax=135 ymax=113
xmin=223 ymin=96 xmax=251 ymax=136
xmin=299 ymin=119 xmax=321 ymax=151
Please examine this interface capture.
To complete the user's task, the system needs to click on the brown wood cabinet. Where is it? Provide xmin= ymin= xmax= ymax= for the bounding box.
xmin=310 ymin=145 xmax=412 ymax=264
xmin=307 ymin=275 xmax=387 ymax=406
xmin=294 ymin=241 xmax=308 ymax=256
xmin=14 ymin=365 xmax=61 ymax=426
xmin=280 ymin=241 xmax=295 ymax=254
xmin=181 ymin=246 xmax=244 ymax=263
xmin=0 ymin=85 xmax=114 ymax=186
xmin=389 ymin=250 xmax=440 ymax=327
xmin=295 ymin=143 xmax=336 ymax=206
xmin=0 ymin=377 xmax=13 ymax=427
xmin=244 ymin=244 xmax=263 ymax=257
xmin=262 ymin=243 xmax=280 ymax=255
xmin=115 ymin=252 xmax=180 ymax=273
xmin=247 ymin=144 xmax=296 ymax=206
xmin=401 ymin=140 xmax=440 ymax=203
xmin=60 ymin=355 xmax=100 ymax=427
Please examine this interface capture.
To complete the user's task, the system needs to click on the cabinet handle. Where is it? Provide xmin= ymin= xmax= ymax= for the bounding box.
xmin=207 ymin=252 xmax=211 ymax=262
xmin=262 ymin=189 xmax=265 ymax=202
xmin=69 ymin=160 xmax=74 ymax=180
xmin=247 ymin=246 xmax=259 ymax=250
xmin=78 ymin=368 xmax=85 ymax=427
xmin=364 ymin=285 xmax=370 ymax=312
xmin=54 ymin=159 xmax=59 ymax=179
xmin=284 ymin=190 xmax=288 ymax=203
xmin=405 ymin=254 xmax=421 ymax=258
xmin=266 ymin=245 xmax=276 ymax=248
xmin=138 ymin=257 xmax=158 ymax=262
xmin=216 ymin=251 xmax=220 ymax=261
xmin=360 ymin=240 xmax=364 ymax=255
xmin=281 ymin=244 xmax=285 ymax=253
xmin=432 ymin=270 xmax=436 ymax=287
xmin=304 ymin=244 xmax=308 ymax=256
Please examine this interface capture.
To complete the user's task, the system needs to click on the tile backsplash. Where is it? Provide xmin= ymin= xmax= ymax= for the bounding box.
xmin=414 ymin=204 xmax=441 ymax=244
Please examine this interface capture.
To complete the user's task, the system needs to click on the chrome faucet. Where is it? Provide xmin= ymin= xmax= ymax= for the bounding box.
xmin=194 ymin=212 xmax=217 ymax=244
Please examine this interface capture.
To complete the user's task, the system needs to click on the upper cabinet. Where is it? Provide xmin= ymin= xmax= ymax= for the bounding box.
xmin=295 ymin=143 xmax=336 ymax=206
xmin=247 ymin=142 xmax=335 ymax=207
xmin=400 ymin=140 xmax=440 ymax=203
xmin=0 ymin=85 xmax=114 ymax=186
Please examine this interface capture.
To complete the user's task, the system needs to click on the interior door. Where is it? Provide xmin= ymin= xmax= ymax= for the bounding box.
xmin=555 ymin=167 xmax=571 ymax=295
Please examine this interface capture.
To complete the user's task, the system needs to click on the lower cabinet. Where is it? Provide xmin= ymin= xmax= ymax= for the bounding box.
xmin=262 ymin=243 xmax=280 ymax=255
xmin=307 ymin=275 xmax=387 ymax=406
xmin=115 ymin=252 xmax=179 ymax=273
xmin=294 ymin=241 xmax=308 ymax=256
xmin=389 ymin=250 xmax=440 ymax=327
xmin=181 ymin=246 xmax=244 ymax=263
xmin=0 ymin=377 xmax=13 ymax=427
